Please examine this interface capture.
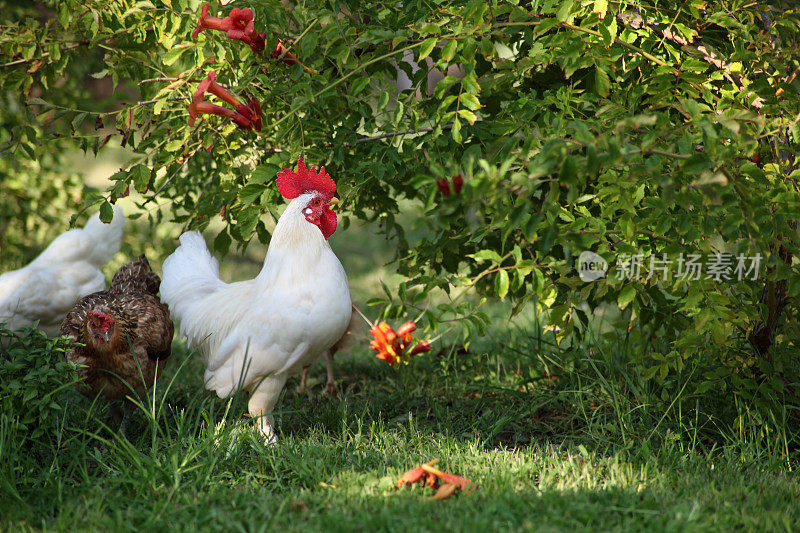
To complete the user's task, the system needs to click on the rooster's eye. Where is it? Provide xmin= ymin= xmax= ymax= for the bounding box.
xmin=312 ymin=199 xmax=320 ymax=206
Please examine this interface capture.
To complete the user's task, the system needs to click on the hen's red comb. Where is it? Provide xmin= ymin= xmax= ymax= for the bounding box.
xmin=276 ymin=154 xmax=336 ymax=199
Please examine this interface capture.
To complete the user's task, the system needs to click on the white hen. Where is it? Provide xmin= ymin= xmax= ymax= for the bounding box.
xmin=0 ymin=206 xmax=125 ymax=336
xmin=160 ymin=155 xmax=351 ymax=442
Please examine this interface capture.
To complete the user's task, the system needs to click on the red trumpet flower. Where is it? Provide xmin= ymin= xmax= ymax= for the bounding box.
xmin=188 ymin=71 xmax=262 ymax=131
xmin=436 ymin=174 xmax=464 ymax=196
xmin=271 ymin=40 xmax=316 ymax=74
xmin=225 ymin=7 xmax=266 ymax=52
xmin=192 ymin=4 xmax=225 ymax=39
xmin=452 ymin=174 xmax=464 ymax=193
xmin=368 ymin=320 xmax=431 ymax=365
xmin=436 ymin=178 xmax=451 ymax=197
xmin=192 ymin=4 xmax=266 ymax=52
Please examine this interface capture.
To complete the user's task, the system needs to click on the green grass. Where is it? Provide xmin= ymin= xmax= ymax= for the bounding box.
xmin=3 ymin=152 xmax=799 ymax=531
xmin=3 ymin=328 xmax=800 ymax=532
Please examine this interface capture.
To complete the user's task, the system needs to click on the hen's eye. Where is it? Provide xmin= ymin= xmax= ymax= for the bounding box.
xmin=312 ymin=199 xmax=321 ymax=206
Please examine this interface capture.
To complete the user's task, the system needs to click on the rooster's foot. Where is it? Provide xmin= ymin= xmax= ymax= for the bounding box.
xmin=254 ymin=414 xmax=277 ymax=446
xmin=324 ymin=381 xmax=339 ymax=398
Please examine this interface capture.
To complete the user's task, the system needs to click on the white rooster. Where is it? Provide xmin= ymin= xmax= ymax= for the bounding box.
xmin=160 ymin=155 xmax=351 ymax=442
xmin=0 ymin=206 xmax=125 ymax=337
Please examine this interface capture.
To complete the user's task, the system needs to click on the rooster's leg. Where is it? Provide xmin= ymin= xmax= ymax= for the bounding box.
xmin=295 ymin=365 xmax=310 ymax=393
xmin=248 ymin=374 xmax=287 ymax=445
xmin=322 ymin=350 xmax=339 ymax=397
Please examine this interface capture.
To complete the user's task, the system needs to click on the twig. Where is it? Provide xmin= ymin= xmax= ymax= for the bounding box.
xmin=142 ymin=140 xmax=203 ymax=206
xmin=616 ymin=12 xmax=764 ymax=109
xmin=269 ymin=36 xmax=455 ymax=131
xmin=255 ymin=124 xmax=452 ymax=154
xmin=0 ymin=42 xmax=84 ymax=68
xmin=356 ymin=124 xmax=452 ymax=143
xmin=559 ymin=21 xmax=669 ymax=67
xmin=139 ymin=77 xmax=179 ymax=84
xmin=136 ymin=96 xmax=186 ymax=106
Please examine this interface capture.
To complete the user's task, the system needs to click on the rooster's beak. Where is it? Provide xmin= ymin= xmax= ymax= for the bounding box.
xmin=329 ymin=197 xmax=340 ymax=210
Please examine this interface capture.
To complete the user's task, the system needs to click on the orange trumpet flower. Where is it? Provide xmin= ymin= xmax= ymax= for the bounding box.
xmin=368 ymin=320 xmax=431 ymax=365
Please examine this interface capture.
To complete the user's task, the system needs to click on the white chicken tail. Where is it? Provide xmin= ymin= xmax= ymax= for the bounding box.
xmin=160 ymin=231 xmax=226 ymax=324
xmin=35 ymin=204 xmax=125 ymax=267
xmin=78 ymin=205 xmax=126 ymax=267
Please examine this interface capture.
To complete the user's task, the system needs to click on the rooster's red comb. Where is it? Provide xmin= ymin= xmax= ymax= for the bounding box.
xmin=275 ymin=154 xmax=336 ymax=199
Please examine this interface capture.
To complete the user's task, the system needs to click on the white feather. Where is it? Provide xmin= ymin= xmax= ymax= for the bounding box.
xmin=0 ymin=205 xmax=125 ymax=336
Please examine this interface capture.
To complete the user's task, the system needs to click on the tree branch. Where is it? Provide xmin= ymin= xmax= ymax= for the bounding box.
xmin=0 ymin=42 xmax=84 ymax=68
xmin=616 ymin=12 xmax=765 ymax=109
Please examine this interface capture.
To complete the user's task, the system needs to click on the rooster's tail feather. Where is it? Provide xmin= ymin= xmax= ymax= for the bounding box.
xmin=160 ymin=231 xmax=226 ymax=323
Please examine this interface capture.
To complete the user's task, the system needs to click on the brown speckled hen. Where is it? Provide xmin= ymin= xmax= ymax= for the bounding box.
xmin=60 ymin=255 xmax=174 ymax=431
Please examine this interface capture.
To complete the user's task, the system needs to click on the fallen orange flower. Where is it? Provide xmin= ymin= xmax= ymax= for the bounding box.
xmin=421 ymin=463 xmax=473 ymax=493
xmin=397 ymin=459 xmax=475 ymax=500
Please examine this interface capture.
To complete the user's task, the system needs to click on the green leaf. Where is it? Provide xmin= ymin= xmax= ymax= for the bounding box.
xmin=451 ymin=117 xmax=462 ymax=143
xmin=393 ymin=100 xmax=405 ymax=125
xmin=163 ymin=43 xmax=192 ymax=66
xmin=99 ymin=201 xmax=114 ymax=223
xmin=495 ymin=270 xmax=509 ymax=299
xmin=250 ymin=164 xmax=278 ymax=184
xmin=593 ymin=0 xmax=608 ymax=16
xmin=433 ymin=75 xmax=460 ymax=99
xmin=618 ymin=285 xmax=636 ymax=310
xmin=165 ymin=138 xmax=185 ymax=152
xmin=441 ymin=39 xmax=458 ymax=62
xmin=239 ymin=184 xmax=266 ymax=204
xmin=599 ymin=17 xmax=618 ymax=46
xmin=214 ymin=230 xmax=231 ymax=253
xmin=377 ymin=91 xmax=389 ymax=111
xmin=459 ymin=93 xmax=481 ymax=111
xmin=27 ymin=97 xmax=51 ymax=107
xmin=153 ymin=98 xmax=167 ymax=116
xmin=418 ymin=37 xmax=438 ymax=61
xmin=469 ymin=250 xmax=503 ymax=263
xmin=682 ymin=153 xmax=712 ymax=175
xmin=71 ymin=112 xmax=87 ymax=132
xmin=643 ymin=365 xmax=660 ymax=381
xmin=458 ymin=109 xmax=477 ymax=124
xmin=594 ymin=67 xmax=610 ymax=97
xmin=557 ymin=0 xmax=575 ymax=22
xmin=351 ymin=76 xmax=370 ymax=96
xmin=461 ymin=73 xmax=480 ymax=94
xmin=130 ymin=164 xmax=150 ymax=192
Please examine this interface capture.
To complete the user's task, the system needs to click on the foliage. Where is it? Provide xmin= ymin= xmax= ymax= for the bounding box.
xmin=0 ymin=79 xmax=88 ymax=269
xmin=0 ymin=324 xmax=78 ymax=439
xmin=1 ymin=1 xmax=799 ymax=403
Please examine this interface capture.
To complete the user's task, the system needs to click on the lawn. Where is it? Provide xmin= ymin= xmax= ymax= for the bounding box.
xmin=3 ymin=316 xmax=800 ymax=531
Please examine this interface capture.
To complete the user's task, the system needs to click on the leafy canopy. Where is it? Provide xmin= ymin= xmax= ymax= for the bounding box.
xmin=1 ymin=1 xmax=799 ymax=399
